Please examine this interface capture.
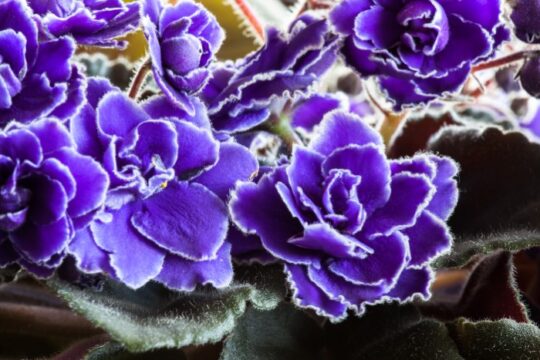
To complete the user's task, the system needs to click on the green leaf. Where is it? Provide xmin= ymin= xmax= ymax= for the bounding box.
xmin=325 ymin=303 xmax=423 ymax=359
xmin=357 ymin=319 xmax=464 ymax=360
xmin=434 ymin=230 xmax=540 ymax=268
xmin=326 ymin=303 xmax=540 ymax=359
xmin=85 ymin=342 xmax=186 ymax=360
xmin=220 ymin=303 xmax=323 ymax=360
xmin=49 ymin=264 xmax=286 ymax=352
xmin=448 ymin=318 xmax=540 ymax=360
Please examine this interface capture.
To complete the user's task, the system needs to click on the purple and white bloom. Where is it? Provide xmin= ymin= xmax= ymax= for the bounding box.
xmin=330 ymin=0 xmax=508 ymax=110
xmin=291 ymin=93 xmax=373 ymax=131
xmin=202 ymin=14 xmax=340 ymax=133
xmin=230 ymin=111 xmax=458 ymax=320
xmin=28 ymin=0 xmax=140 ymax=48
xmin=142 ymin=0 xmax=224 ymax=114
xmin=511 ymin=0 xmax=540 ymax=44
xmin=69 ymin=78 xmax=258 ymax=290
xmin=0 ymin=0 xmax=85 ymax=125
xmin=0 ymin=118 xmax=109 ymax=277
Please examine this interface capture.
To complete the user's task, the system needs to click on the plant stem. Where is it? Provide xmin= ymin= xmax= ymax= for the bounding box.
xmin=128 ymin=59 xmax=152 ymax=99
xmin=264 ymin=114 xmax=301 ymax=155
xmin=228 ymin=0 xmax=265 ymax=44
xmin=473 ymin=50 xmax=540 ymax=73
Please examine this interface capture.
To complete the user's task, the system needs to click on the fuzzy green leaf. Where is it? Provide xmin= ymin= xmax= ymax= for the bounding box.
xmin=85 ymin=342 xmax=186 ymax=360
xmin=50 ymin=264 xmax=286 ymax=352
xmin=448 ymin=318 xmax=540 ymax=360
xmin=220 ymin=303 xmax=323 ymax=360
xmin=434 ymin=230 xmax=540 ymax=269
xmin=326 ymin=303 xmax=540 ymax=359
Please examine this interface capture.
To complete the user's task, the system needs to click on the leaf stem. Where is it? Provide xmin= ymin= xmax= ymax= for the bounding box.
xmin=128 ymin=59 xmax=152 ymax=99
xmin=473 ymin=50 xmax=540 ymax=73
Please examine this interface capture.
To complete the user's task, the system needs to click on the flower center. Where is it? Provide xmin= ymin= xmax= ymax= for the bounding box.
xmin=397 ymin=0 xmax=449 ymax=55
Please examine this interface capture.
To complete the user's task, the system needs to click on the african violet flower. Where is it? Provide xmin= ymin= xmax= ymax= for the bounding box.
xmin=0 ymin=118 xmax=109 ymax=277
xmin=291 ymin=93 xmax=373 ymax=131
xmin=0 ymin=0 xmax=85 ymax=125
xmin=202 ymin=14 xmax=340 ymax=133
xmin=28 ymin=0 xmax=140 ymax=48
xmin=69 ymin=78 xmax=258 ymax=289
xmin=231 ymin=111 xmax=458 ymax=320
xmin=331 ymin=0 xmax=508 ymax=110
xmin=511 ymin=0 xmax=540 ymax=44
xmin=141 ymin=0 xmax=224 ymax=114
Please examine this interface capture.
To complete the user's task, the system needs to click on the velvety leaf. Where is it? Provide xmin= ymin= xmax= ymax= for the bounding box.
xmin=429 ymin=126 xmax=540 ymax=237
xmin=434 ymin=230 xmax=540 ymax=268
xmin=423 ymin=251 xmax=529 ymax=323
xmin=326 ymin=302 xmax=540 ymax=359
xmin=355 ymin=319 xmax=464 ymax=360
xmin=49 ymin=264 xmax=286 ymax=352
xmin=325 ymin=303 xmax=423 ymax=360
xmin=448 ymin=318 xmax=540 ymax=360
xmin=85 ymin=342 xmax=186 ymax=360
xmin=220 ymin=303 xmax=323 ymax=360
xmin=388 ymin=111 xmax=461 ymax=158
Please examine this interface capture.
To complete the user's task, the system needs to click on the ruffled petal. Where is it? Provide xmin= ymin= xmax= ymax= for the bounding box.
xmin=286 ymin=264 xmax=347 ymax=319
xmin=193 ymin=142 xmax=258 ymax=201
xmin=329 ymin=232 xmax=409 ymax=286
xmin=131 ymin=181 xmax=228 ymax=260
xmin=364 ymin=173 xmax=434 ymax=237
xmin=91 ymin=201 xmax=165 ymax=288
xmin=310 ymin=111 xmax=383 ymax=156
xmin=155 ymin=242 xmax=233 ymax=291
xmin=404 ymin=211 xmax=451 ymax=267
xmin=323 ymin=144 xmax=391 ymax=214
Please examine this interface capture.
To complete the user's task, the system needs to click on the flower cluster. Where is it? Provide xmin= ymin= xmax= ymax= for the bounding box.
xmin=331 ymin=0 xmax=508 ymax=109
xmin=231 ymin=111 xmax=457 ymax=319
xmin=0 ymin=0 xmax=85 ymax=124
xmin=28 ymin=0 xmax=140 ymax=48
xmin=0 ymin=118 xmax=108 ymax=276
xmin=142 ymin=0 xmax=224 ymax=113
xmin=69 ymin=78 xmax=257 ymax=289
xmin=0 ymin=0 xmax=487 ymax=323
xmin=202 ymin=14 xmax=341 ymax=133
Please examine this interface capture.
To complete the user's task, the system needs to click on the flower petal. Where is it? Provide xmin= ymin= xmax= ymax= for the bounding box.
xmin=364 ymin=173 xmax=434 ymax=237
xmin=193 ymin=142 xmax=258 ymax=201
xmin=323 ymin=144 xmax=391 ymax=214
xmin=10 ymin=216 xmax=70 ymax=262
xmin=310 ymin=111 xmax=382 ymax=156
xmin=404 ymin=211 xmax=451 ymax=267
xmin=155 ymin=242 xmax=233 ymax=291
xmin=286 ymin=264 xmax=347 ymax=320
xmin=231 ymin=168 xmax=319 ymax=265
xmin=91 ymin=201 xmax=165 ymax=289
xmin=131 ymin=181 xmax=228 ymax=260
xmin=329 ymin=232 xmax=409 ymax=286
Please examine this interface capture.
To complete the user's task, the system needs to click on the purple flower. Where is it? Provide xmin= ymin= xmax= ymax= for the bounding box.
xmin=141 ymin=0 xmax=224 ymax=114
xmin=511 ymin=0 xmax=540 ymax=43
xmin=291 ymin=93 xmax=373 ymax=131
xmin=0 ymin=0 xmax=85 ymax=125
xmin=28 ymin=0 xmax=140 ymax=48
xmin=331 ymin=0 xmax=508 ymax=110
xmin=0 ymin=118 xmax=109 ymax=277
xmin=69 ymin=78 xmax=258 ymax=290
xmin=202 ymin=14 xmax=340 ymax=133
xmin=230 ymin=111 xmax=458 ymax=320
